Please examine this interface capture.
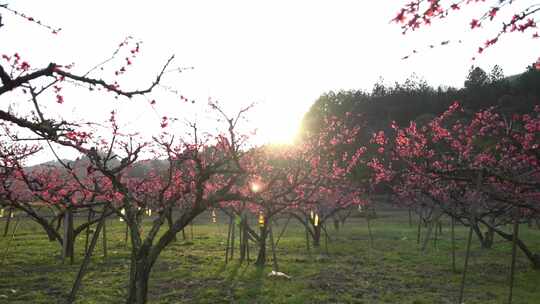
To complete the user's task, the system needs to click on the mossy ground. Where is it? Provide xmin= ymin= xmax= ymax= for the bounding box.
xmin=0 ymin=210 xmax=539 ymax=303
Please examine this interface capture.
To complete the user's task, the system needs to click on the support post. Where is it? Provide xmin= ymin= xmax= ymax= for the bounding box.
xmin=225 ymin=215 xmax=232 ymax=264
xmin=451 ymin=216 xmax=456 ymax=272
xmin=67 ymin=207 xmax=108 ymax=303
xmin=508 ymin=210 xmax=520 ymax=304
xmin=458 ymin=226 xmax=474 ymax=304
xmin=269 ymin=224 xmax=279 ymax=271
xmin=3 ymin=208 xmax=13 ymax=237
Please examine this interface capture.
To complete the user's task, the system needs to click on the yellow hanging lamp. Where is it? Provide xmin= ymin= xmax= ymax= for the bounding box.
xmin=211 ymin=209 xmax=217 ymax=223
xmin=258 ymin=212 xmax=265 ymax=227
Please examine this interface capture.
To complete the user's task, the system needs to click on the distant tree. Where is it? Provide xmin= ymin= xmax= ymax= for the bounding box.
xmin=517 ymin=64 xmax=540 ymax=97
xmin=464 ymin=66 xmax=489 ymax=90
xmin=371 ymin=78 xmax=388 ymax=97
xmin=489 ymin=65 xmax=505 ymax=84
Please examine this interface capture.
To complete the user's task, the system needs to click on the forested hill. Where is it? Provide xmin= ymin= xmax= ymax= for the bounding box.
xmin=301 ymin=64 xmax=540 ymax=138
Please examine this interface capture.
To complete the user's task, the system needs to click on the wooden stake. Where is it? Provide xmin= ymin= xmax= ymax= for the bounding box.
xmin=102 ymin=215 xmax=107 ymax=259
xmin=124 ymin=222 xmax=129 ymax=245
xmin=85 ymin=209 xmax=94 ymax=254
xmin=62 ymin=208 xmax=74 ymax=264
xmin=508 ymin=211 xmax=520 ymax=304
xmin=274 ymin=215 xmax=291 ymax=248
xmin=225 ymin=216 xmax=232 ymax=264
xmin=269 ymin=224 xmax=279 ymax=271
xmin=0 ymin=216 xmax=20 ymax=266
xmin=433 ymin=220 xmax=438 ymax=249
xmin=417 ymin=216 xmax=422 ymax=245
xmin=239 ymin=218 xmax=245 ymax=262
xmin=246 ymin=224 xmax=250 ymax=262
xmin=451 ymin=216 xmax=456 ymax=272
xmin=323 ymin=224 xmax=329 ymax=255
xmin=230 ymin=218 xmax=235 ymax=260
xmin=458 ymin=226 xmax=474 ymax=304
xmin=305 ymin=225 xmax=310 ymax=252
xmin=67 ymin=207 xmax=108 ymax=303
xmin=3 ymin=208 xmax=12 ymax=237
xmin=367 ymin=216 xmax=374 ymax=249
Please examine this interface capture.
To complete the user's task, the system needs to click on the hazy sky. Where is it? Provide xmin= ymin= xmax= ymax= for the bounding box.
xmin=1 ymin=1 xmax=538 ymax=161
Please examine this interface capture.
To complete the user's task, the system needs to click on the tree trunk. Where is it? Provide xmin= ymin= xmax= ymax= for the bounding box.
xmin=421 ymin=219 xmax=435 ymax=253
xmin=312 ymin=224 xmax=321 ymax=247
xmin=166 ymin=211 xmax=177 ymax=242
xmin=124 ymin=223 xmax=129 ymax=245
xmin=421 ymin=213 xmax=443 ymax=253
xmin=126 ymin=253 xmax=152 ymax=304
xmin=470 ymin=221 xmax=491 ymax=249
xmin=459 ymin=226 xmax=474 ymax=304
xmin=62 ymin=208 xmax=75 ymax=264
xmin=239 ymin=215 xmax=248 ymax=262
xmin=323 ymin=224 xmax=330 ymax=254
xmin=333 ymin=218 xmax=340 ymax=231
xmin=255 ymin=224 xmax=268 ymax=266
xmin=340 ymin=216 xmax=347 ymax=227
xmin=3 ymin=208 xmax=12 ymax=237
xmin=483 ymin=226 xmax=494 ymax=249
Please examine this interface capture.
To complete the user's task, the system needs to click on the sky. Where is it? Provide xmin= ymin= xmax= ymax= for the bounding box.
xmin=1 ymin=1 xmax=539 ymax=163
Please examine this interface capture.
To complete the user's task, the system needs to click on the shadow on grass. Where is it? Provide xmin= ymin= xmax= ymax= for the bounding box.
xmin=220 ymin=262 xmax=265 ymax=303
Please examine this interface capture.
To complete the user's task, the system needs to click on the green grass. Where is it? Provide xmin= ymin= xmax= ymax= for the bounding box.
xmin=0 ymin=211 xmax=539 ymax=303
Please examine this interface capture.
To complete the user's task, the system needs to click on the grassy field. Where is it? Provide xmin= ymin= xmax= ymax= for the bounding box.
xmin=0 ymin=210 xmax=539 ymax=303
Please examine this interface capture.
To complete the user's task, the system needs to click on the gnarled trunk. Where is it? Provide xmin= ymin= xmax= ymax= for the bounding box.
xmin=166 ymin=211 xmax=177 ymax=242
xmin=62 ymin=208 xmax=75 ymax=264
xmin=3 ymin=208 xmax=13 ymax=237
xmin=126 ymin=251 xmax=152 ymax=304
xmin=469 ymin=220 xmax=491 ymax=249
xmin=333 ymin=218 xmax=340 ymax=231
xmin=255 ymin=224 xmax=268 ymax=266
xmin=482 ymin=227 xmax=494 ymax=249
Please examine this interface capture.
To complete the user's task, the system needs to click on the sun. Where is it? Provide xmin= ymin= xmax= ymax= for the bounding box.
xmin=255 ymin=113 xmax=300 ymax=145
xmin=250 ymin=182 xmax=262 ymax=193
